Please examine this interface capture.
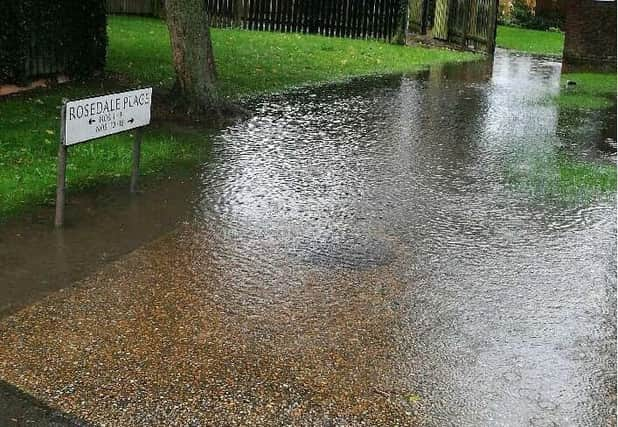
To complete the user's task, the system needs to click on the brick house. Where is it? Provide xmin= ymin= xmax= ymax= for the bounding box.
xmin=562 ymin=0 xmax=617 ymax=71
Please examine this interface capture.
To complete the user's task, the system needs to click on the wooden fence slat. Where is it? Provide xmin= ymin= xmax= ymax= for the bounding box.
xmin=325 ymin=0 xmax=332 ymax=36
xmin=280 ymin=0 xmax=288 ymax=32
xmin=334 ymin=0 xmax=343 ymax=37
xmin=371 ymin=0 xmax=379 ymax=39
xmin=275 ymin=0 xmax=282 ymax=31
xmin=253 ymin=0 xmax=260 ymax=30
xmin=290 ymin=0 xmax=298 ymax=33
xmin=350 ymin=0 xmax=363 ymax=38
xmin=380 ymin=2 xmax=388 ymax=39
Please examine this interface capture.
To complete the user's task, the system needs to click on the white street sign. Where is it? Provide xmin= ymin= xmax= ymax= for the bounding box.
xmin=64 ymin=88 xmax=152 ymax=146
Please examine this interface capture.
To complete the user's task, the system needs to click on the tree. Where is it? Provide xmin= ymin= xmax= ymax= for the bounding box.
xmin=165 ymin=0 xmax=218 ymax=113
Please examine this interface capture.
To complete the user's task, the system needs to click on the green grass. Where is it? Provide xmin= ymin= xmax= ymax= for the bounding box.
xmin=556 ymin=159 xmax=616 ymax=197
xmin=506 ymin=146 xmax=616 ymax=203
xmin=496 ymin=25 xmax=564 ymax=57
xmin=0 ymin=16 xmax=478 ymax=220
xmin=0 ymin=84 xmax=210 ymax=219
xmin=107 ymin=16 xmax=477 ymax=98
xmin=557 ymin=72 xmax=617 ymax=110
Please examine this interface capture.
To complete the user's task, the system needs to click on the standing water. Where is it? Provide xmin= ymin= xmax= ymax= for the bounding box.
xmin=0 ymin=50 xmax=615 ymax=426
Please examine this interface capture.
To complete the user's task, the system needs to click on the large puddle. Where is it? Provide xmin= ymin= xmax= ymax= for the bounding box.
xmin=0 ymin=50 xmax=615 ymax=425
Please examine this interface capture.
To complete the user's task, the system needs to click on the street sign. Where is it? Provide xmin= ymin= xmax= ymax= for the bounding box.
xmin=55 ymin=88 xmax=153 ymax=227
xmin=64 ymin=88 xmax=152 ymax=146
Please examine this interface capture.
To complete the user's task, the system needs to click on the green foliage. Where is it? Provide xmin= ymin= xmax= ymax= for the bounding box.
xmin=499 ymin=0 xmax=564 ymax=31
xmin=0 ymin=0 xmax=107 ymax=83
xmin=496 ymin=25 xmax=564 ymax=57
xmin=511 ymin=0 xmax=535 ymax=24
xmin=557 ymin=73 xmax=617 ymax=110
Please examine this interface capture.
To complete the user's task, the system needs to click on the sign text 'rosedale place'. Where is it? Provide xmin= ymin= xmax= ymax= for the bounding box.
xmin=64 ymin=88 xmax=152 ymax=145
xmin=55 ymin=88 xmax=153 ymax=226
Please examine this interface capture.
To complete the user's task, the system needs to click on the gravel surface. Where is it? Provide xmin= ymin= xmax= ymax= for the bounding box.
xmin=0 ymin=227 xmax=422 ymax=426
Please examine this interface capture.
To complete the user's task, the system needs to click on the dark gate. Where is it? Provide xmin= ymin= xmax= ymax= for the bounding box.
xmin=408 ymin=0 xmax=498 ymax=54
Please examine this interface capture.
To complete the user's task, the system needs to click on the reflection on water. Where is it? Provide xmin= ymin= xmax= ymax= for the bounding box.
xmin=558 ymin=106 xmax=617 ymax=157
xmin=189 ymin=48 xmax=615 ymax=425
xmin=0 ymin=177 xmax=201 ymax=315
xmin=0 ymin=49 xmax=615 ymax=425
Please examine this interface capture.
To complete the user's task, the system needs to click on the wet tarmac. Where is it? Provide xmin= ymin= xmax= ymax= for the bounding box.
xmin=0 ymin=49 xmax=616 ymax=426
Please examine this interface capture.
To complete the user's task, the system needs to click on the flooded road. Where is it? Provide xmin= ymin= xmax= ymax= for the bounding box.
xmin=0 ymin=50 xmax=615 ymax=426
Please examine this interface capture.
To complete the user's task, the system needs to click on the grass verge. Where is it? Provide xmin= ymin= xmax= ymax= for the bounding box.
xmin=0 ymin=84 xmax=210 ymax=220
xmin=0 ymin=16 xmax=478 ymax=221
xmin=107 ymin=15 xmax=477 ymax=98
xmin=506 ymin=146 xmax=616 ymax=203
xmin=496 ymin=25 xmax=564 ymax=57
xmin=557 ymin=72 xmax=616 ymax=110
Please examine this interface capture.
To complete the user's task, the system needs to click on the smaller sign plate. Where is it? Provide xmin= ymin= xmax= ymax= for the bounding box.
xmin=64 ymin=88 xmax=152 ymax=146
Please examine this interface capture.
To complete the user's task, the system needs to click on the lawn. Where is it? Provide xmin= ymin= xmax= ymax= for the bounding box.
xmin=0 ymin=16 xmax=478 ymax=220
xmin=107 ymin=16 xmax=476 ymax=98
xmin=557 ymin=72 xmax=616 ymax=110
xmin=506 ymin=148 xmax=616 ymax=203
xmin=496 ymin=25 xmax=564 ymax=57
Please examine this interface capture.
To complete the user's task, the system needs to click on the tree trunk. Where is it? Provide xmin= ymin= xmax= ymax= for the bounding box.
xmin=165 ymin=0 xmax=218 ymax=112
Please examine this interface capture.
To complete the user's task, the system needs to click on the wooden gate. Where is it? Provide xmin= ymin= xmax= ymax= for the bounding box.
xmin=408 ymin=0 xmax=498 ymax=53
xmin=449 ymin=0 xmax=497 ymax=52
xmin=408 ymin=0 xmax=428 ymax=34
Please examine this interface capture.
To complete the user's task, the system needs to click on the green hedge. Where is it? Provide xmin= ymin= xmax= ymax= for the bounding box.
xmin=0 ymin=0 xmax=107 ymax=84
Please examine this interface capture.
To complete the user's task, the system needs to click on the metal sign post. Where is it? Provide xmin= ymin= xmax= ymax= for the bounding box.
xmin=55 ymin=103 xmax=68 ymax=227
xmin=54 ymin=87 xmax=152 ymax=227
xmin=130 ymin=128 xmax=143 ymax=193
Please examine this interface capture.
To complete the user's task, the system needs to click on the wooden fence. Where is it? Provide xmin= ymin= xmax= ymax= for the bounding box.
xmin=448 ymin=0 xmax=497 ymax=52
xmin=215 ymin=0 xmax=404 ymax=40
xmin=107 ymin=0 xmax=405 ymax=41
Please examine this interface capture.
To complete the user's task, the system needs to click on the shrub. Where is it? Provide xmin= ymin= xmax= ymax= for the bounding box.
xmin=499 ymin=0 xmax=564 ymax=31
xmin=0 ymin=0 xmax=107 ymax=84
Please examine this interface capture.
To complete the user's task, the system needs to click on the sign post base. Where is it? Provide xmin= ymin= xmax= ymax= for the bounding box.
xmin=130 ymin=129 xmax=142 ymax=193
